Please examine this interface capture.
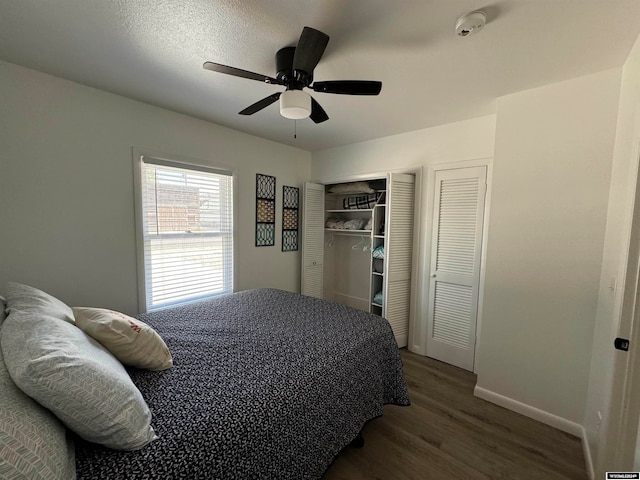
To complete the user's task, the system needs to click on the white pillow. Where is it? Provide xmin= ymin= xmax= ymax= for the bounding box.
xmin=1 ymin=311 xmax=157 ymax=450
xmin=0 ymin=339 xmax=75 ymax=479
xmin=73 ymin=307 xmax=173 ymax=371
xmin=4 ymin=282 xmax=74 ymax=324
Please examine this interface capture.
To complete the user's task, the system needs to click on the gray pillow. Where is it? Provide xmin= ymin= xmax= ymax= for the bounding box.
xmin=0 ymin=331 xmax=76 ymax=479
xmin=4 ymin=282 xmax=74 ymax=324
xmin=1 ymin=312 xmax=157 ymax=450
xmin=0 ymin=295 xmax=6 ymax=325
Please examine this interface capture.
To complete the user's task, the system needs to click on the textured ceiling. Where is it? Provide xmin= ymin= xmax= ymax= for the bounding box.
xmin=1 ymin=0 xmax=640 ymax=151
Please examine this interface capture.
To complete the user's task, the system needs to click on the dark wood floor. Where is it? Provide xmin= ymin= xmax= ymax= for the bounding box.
xmin=324 ymin=350 xmax=587 ymax=480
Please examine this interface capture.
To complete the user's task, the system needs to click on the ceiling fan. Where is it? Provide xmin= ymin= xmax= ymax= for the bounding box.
xmin=203 ymin=26 xmax=382 ymax=124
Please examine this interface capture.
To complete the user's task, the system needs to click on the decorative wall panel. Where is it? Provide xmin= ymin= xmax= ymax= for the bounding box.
xmin=256 ymin=174 xmax=276 ymax=246
xmin=282 ymin=186 xmax=299 ymax=251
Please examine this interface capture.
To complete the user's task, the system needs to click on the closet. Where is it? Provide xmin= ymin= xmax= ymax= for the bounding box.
xmin=301 ymin=173 xmax=415 ymax=347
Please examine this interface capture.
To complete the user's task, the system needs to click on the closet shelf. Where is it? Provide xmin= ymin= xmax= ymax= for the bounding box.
xmin=325 ymin=228 xmax=372 ymax=235
xmin=325 ymin=190 xmax=386 ymax=196
xmin=326 ymin=209 xmax=373 ymax=213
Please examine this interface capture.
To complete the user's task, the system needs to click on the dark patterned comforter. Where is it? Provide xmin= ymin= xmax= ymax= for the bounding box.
xmin=75 ymin=288 xmax=410 ymax=479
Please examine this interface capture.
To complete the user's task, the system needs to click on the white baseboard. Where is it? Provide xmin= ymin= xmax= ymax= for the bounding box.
xmin=473 ymin=386 xmax=582 ymax=435
xmin=332 ymin=293 xmax=369 ymax=312
xmin=474 ymin=386 xmax=594 ymax=477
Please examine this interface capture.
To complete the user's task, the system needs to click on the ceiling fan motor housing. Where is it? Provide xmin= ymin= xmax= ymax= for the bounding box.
xmin=276 ymin=47 xmax=295 ymax=78
xmin=276 ymin=46 xmax=312 ymax=87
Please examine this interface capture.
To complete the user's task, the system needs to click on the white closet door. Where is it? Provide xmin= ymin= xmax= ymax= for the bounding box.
xmin=384 ymin=173 xmax=415 ymax=348
xmin=301 ymin=183 xmax=325 ymax=298
xmin=427 ymin=166 xmax=487 ymax=371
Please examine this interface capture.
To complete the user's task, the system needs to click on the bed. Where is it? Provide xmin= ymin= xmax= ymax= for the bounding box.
xmin=1 ymin=286 xmax=409 ymax=480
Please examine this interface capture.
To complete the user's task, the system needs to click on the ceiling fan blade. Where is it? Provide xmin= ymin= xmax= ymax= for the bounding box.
xmin=203 ymin=62 xmax=280 ymax=85
xmin=239 ymin=92 xmax=282 ymax=115
xmin=311 ymin=80 xmax=382 ymax=95
xmin=310 ymin=97 xmax=329 ymax=124
xmin=293 ymin=27 xmax=330 ymax=76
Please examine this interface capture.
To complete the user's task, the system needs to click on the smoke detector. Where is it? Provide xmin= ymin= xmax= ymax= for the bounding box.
xmin=455 ymin=11 xmax=486 ymax=37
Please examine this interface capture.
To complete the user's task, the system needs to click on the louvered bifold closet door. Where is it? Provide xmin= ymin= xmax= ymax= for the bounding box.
xmin=301 ymin=183 xmax=325 ymax=298
xmin=384 ymin=173 xmax=416 ymax=348
xmin=426 ymin=166 xmax=486 ymax=371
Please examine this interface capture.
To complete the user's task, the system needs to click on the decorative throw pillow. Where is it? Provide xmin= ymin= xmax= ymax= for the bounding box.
xmin=1 ymin=311 xmax=157 ymax=450
xmin=4 ymin=282 xmax=74 ymax=324
xmin=0 ymin=336 xmax=75 ymax=480
xmin=73 ymin=307 xmax=173 ymax=371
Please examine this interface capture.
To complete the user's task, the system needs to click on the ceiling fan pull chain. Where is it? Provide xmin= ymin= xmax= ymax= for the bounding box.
xmin=294 ymin=119 xmax=297 ymax=139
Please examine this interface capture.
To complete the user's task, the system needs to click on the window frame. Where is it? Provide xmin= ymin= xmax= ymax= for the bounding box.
xmin=133 ymin=149 xmax=237 ymax=313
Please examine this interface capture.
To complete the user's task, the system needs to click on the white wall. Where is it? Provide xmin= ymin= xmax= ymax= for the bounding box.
xmin=312 ymin=115 xmax=497 ymax=354
xmin=312 ymin=69 xmax=622 ymax=435
xmin=585 ymin=33 xmax=640 ymax=470
xmin=0 ymin=60 xmax=311 ymax=315
xmin=311 ymin=117 xmax=496 ymax=182
xmin=477 ymin=69 xmax=621 ymax=428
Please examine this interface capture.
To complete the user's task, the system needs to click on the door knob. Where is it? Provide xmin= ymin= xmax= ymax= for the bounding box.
xmin=431 ymin=274 xmax=436 ymax=277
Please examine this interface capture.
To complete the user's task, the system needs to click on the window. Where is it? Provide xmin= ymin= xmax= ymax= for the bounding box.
xmin=136 ymin=156 xmax=233 ymax=311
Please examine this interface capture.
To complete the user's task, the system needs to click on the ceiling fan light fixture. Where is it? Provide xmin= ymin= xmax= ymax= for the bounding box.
xmin=280 ymin=89 xmax=311 ymax=119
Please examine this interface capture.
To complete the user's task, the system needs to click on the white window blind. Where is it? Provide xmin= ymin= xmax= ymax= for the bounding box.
xmin=139 ymin=158 xmax=233 ymax=311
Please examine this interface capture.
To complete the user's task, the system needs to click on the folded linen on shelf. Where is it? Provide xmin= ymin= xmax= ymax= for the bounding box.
xmin=372 ymin=245 xmax=385 ymax=259
xmin=326 ymin=218 xmax=368 ymax=230
xmin=343 ymin=193 xmax=382 ymax=210
xmin=373 ymin=290 xmax=384 ymax=305
xmin=343 ymin=218 xmax=367 ymax=230
xmin=327 ymin=182 xmax=374 ymax=194
xmin=325 ymin=218 xmax=345 ymax=229
xmin=373 ymin=258 xmax=384 ymax=273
